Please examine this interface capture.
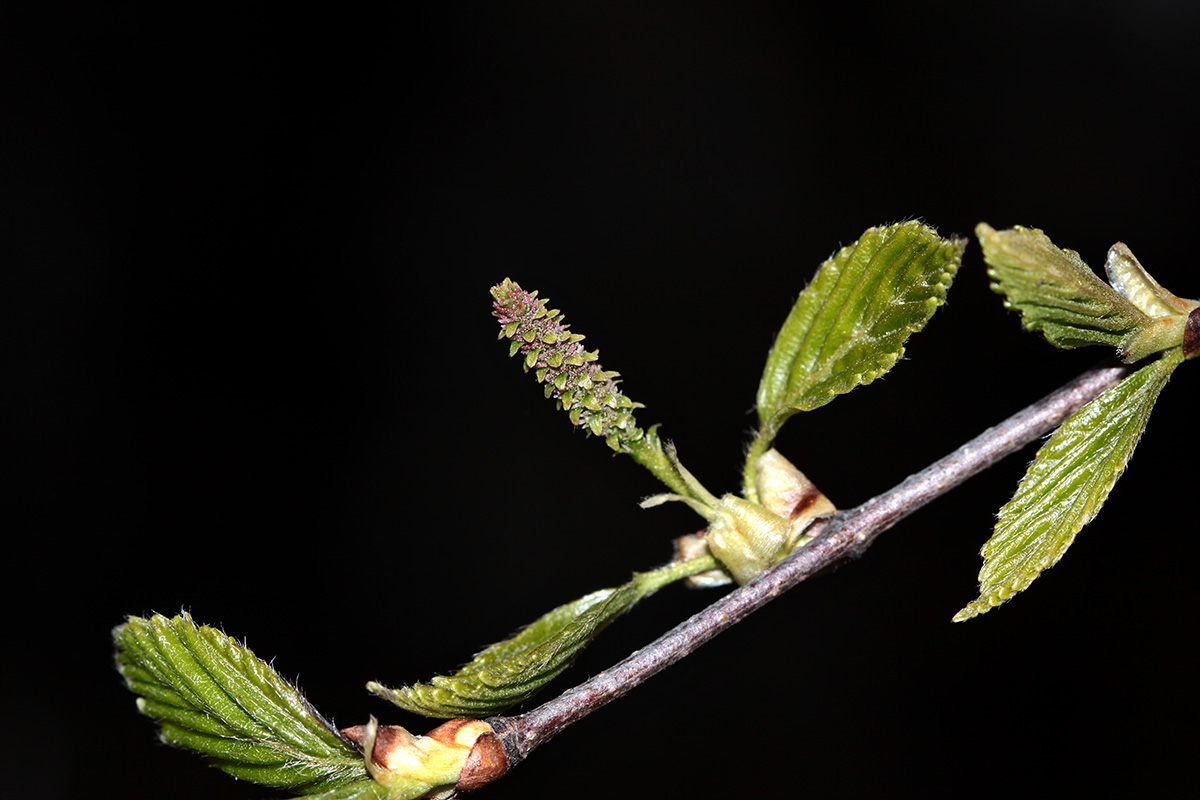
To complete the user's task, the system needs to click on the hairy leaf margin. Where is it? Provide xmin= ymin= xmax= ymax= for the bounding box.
xmin=114 ymin=612 xmax=369 ymax=794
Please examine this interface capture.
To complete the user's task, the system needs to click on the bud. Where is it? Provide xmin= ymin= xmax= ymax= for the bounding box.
xmin=673 ymin=529 xmax=734 ymax=588
xmin=341 ymin=717 xmax=506 ymax=799
xmin=706 ymin=449 xmax=835 ymax=584
xmin=1104 ymin=242 xmax=1200 ymax=362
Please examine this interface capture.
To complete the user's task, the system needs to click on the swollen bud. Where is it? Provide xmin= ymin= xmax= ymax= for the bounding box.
xmin=341 ymin=717 xmax=507 ymax=800
xmin=707 ymin=496 xmax=793 ymax=584
xmin=706 ymin=449 xmax=835 ymax=584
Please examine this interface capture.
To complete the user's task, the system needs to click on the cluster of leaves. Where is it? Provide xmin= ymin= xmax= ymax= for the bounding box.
xmin=956 ymin=225 xmax=1197 ymax=619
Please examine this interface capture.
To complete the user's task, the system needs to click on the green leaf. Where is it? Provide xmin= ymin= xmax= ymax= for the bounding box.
xmin=307 ymin=780 xmax=392 ymax=800
xmin=369 ymin=557 xmax=717 ymax=718
xmin=981 ymin=223 xmax=1199 ymax=361
xmin=745 ymin=221 xmax=962 ymax=499
xmin=114 ymin=612 xmax=369 ymax=794
xmin=978 ymin=223 xmax=1153 ymax=357
xmin=955 ymin=350 xmax=1184 ymax=621
xmin=369 ymin=588 xmax=635 ymax=718
xmin=755 ymin=221 xmax=963 ymax=443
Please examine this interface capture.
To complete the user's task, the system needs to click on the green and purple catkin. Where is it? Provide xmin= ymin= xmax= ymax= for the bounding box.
xmin=491 ymin=278 xmax=707 ymax=505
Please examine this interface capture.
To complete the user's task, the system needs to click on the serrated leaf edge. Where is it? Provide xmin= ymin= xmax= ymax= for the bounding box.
xmin=954 ymin=350 xmax=1183 ymax=621
xmin=114 ymin=612 xmax=368 ymax=792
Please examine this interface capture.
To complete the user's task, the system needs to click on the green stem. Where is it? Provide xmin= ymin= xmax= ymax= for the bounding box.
xmin=625 ymin=434 xmax=720 ymax=516
xmin=625 ymin=435 xmax=692 ymax=497
xmin=633 ymin=555 xmax=720 ymax=596
xmin=741 ymin=427 xmax=774 ymax=503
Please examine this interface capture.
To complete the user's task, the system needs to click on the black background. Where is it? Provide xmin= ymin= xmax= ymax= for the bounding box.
xmin=5 ymin=4 xmax=1197 ymax=798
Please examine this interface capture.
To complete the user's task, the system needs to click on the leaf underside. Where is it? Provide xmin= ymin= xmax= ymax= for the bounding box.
xmin=955 ymin=350 xmax=1182 ymax=621
xmin=756 ymin=221 xmax=964 ymax=442
xmin=977 ymin=223 xmax=1149 ymax=354
xmin=114 ymin=612 xmax=368 ymax=794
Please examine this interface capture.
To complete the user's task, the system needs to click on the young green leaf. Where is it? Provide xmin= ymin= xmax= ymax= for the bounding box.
xmin=978 ymin=223 xmax=1155 ymax=358
xmin=368 ymin=557 xmax=717 ymax=718
xmin=747 ymin=221 xmax=963 ymax=496
xmin=114 ymin=612 xmax=369 ymax=794
xmin=756 ymin=222 xmax=963 ymax=426
xmin=955 ymin=349 xmax=1184 ymax=621
xmin=307 ymin=781 xmax=392 ymax=800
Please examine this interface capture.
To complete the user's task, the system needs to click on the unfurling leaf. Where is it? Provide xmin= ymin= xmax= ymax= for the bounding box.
xmin=1104 ymin=242 xmax=1200 ymax=360
xmin=747 ymin=221 xmax=963 ymax=497
xmin=369 ymin=557 xmax=717 ymax=718
xmin=978 ymin=223 xmax=1199 ymax=362
xmin=955 ymin=350 xmax=1184 ymax=621
xmin=1104 ymin=242 xmax=1193 ymax=320
xmin=369 ymin=587 xmax=635 ymax=719
xmin=978 ymin=223 xmax=1147 ymax=354
xmin=114 ymin=612 xmax=368 ymax=794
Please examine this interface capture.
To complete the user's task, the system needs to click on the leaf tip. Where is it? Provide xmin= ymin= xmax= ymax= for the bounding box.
xmin=952 ymin=595 xmax=999 ymax=623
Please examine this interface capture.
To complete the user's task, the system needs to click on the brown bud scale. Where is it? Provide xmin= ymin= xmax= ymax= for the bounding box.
xmin=1184 ymin=306 xmax=1200 ymax=358
xmin=787 ymin=483 xmax=825 ymax=521
xmin=340 ymin=723 xmax=416 ymax=769
xmin=456 ymin=732 xmax=509 ymax=792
